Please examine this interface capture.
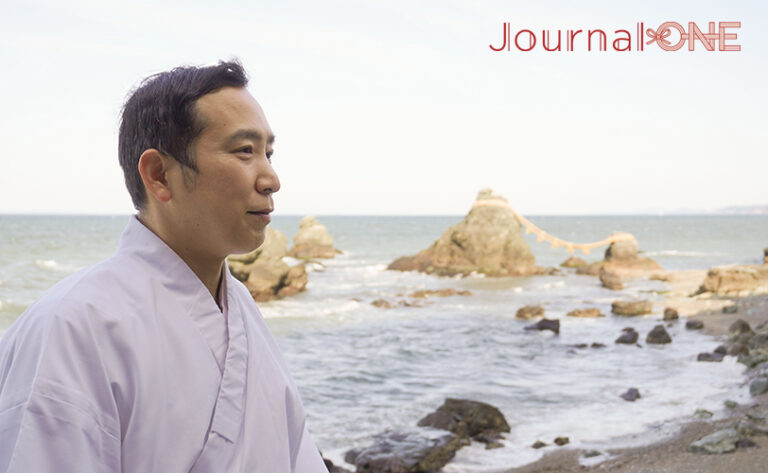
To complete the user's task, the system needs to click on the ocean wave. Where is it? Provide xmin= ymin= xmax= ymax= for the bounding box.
xmin=34 ymin=259 xmax=78 ymax=273
xmin=643 ymin=250 xmax=712 ymax=257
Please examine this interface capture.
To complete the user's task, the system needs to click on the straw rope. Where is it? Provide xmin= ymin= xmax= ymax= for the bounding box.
xmin=472 ymin=199 xmax=633 ymax=256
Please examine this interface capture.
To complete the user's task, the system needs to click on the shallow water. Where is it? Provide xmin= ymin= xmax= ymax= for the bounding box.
xmin=1 ymin=214 xmax=766 ymax=470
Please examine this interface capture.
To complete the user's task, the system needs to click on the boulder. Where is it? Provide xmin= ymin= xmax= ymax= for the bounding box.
xmin=531 ymin=440 xmax=547 ymax=449
xmin=566 ymin=308 xmax=605 ymax=318
xmin=227 ymin=227 xmax=308 ymax=302
xmin=729 ymin=319 xmax=754 ymax=337
xmin=646 ymin=325 xmax=672 ymax=344
xmin=663 ymin=308 xmax=679 ymax=320
xmin=615 ymin=328 xmax=639 ymax=345
xmin=524 ymin=318 xmax=560 ymax=335
xmin=288 ymin=216 xmax=338 ymax=259
xmin=620 ymin=388 xmax=641 ymax=402
xmin=722 ymin=304 xmax=738 ymax=314
xmin=387 ymin=189 xmax=542 ymax=277
xmin=345 ymin=429 xmax=469 ymax=473
xmin=516 ymin=305 xmax=545 ymax=320
xmin=601 ymin=233 xmax=663 ymax=277
xmin=599 ymin=268 xmax=624 ymax=290
xmin=417 ymin=398 xmax=511 ymax=440
xmin=696 ymin=265 xmax=768 ymax=296
xmin=686 ymin=320 xmax=704 ymax=330
xmin=560 ymin=256 xmax=587 ymax=268
xmin=751 ymin=377 xmax=768 ymax=396
xmin=697 ymin=352 xmax=725 ymax=362
xmin=575 ymin=263 xmax=603 ymax=276
xmin=554 ymin=437 xmax=570 ymax=446
xmin=611 ymin=300 xmax=652 ymax=316
xmin=372 ymin=299 xmax=393 ymax=309
xmin=689 ymin=429 xmax=741 ymax=454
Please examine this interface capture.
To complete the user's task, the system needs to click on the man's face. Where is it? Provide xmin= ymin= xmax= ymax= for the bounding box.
xmin=169 ymin=86 xmax=279 ymax=258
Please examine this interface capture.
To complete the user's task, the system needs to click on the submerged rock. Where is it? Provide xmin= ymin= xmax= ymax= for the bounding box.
xmin=567 ymin=308 xmax=605 ymax=318
xmin=615 ymin=328 xmax=639 ymax=345
xmin=663 ymin=307 xmax=679 ymax=320
xmin=417 ymin=398 xmax=511 ymax=440
xmin=698 ymin=352 xmax=725 ymax=362
xmin=611 ymin=300 xmax=652 ymax=316
xmin=516 ymin=305 xmax=545 ymax=320
xmin=227 ymin=227 xmax=308 ymax=301
xmin=524 ymin=318 xmax=560 ymax=335
xmin=288 ymin=216 xmax=339 ymax=259
xmin=646 ymin=325 xmax=672 ymax=344
xmin=531 ymin=440 xmax=547 ymax=449
xmin=387 ymin=189 xmax=542 ymax=277
xmin=620 ymin=388 xmax=641 ymax=402
xmin=686 ymin=320 xmax=705 ymax=330
xmin=345 ymin=429 xmax=468 ymax=473
xmin=689 ymin=428 xmax=741 ymax=454
xmin=560 ymin=256 xmax=587 ymax=268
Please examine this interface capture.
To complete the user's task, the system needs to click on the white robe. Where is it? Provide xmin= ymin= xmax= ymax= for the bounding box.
xmin=0 ymin=216 xmax=328 ymax=473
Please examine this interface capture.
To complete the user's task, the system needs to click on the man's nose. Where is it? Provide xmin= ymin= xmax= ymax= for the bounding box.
xmin=256 ymin=159 xmax=280 ymax=195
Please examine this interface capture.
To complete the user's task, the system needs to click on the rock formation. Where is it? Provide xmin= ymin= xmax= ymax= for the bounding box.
xmin=601 ymin=232 xmax=663 ymax=277
xmin=288 ymin=216 xmax=338 ymax=259
xmin=387 ymin=189 xmax=542 ymax=277
xmin=227 ymin=227 xmax=308 ymax=302
xmin=695 ymin=265 xmax=768 ymax=297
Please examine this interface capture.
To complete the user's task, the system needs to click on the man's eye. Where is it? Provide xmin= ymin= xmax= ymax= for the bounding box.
xmin=237 ymin=146 xmax=254 ymax=154
xmin=266 ymin=152 xmax=273 ymax=161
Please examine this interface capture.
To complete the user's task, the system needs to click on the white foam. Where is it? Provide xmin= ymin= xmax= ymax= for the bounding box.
xmin=34 ymin=259 xmax=77 ymax=273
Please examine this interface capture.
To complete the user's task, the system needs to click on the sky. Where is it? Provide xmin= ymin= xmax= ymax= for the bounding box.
xmin=0 ymin=0 xmax=765 ymax=215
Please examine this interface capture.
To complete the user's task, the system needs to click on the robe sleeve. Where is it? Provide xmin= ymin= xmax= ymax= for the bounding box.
xmin=0 ymin=303 xmax=123 ymax=473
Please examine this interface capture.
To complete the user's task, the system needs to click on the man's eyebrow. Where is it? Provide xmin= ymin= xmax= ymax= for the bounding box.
xmin=225 ymin=129 xmax=276 ymax=145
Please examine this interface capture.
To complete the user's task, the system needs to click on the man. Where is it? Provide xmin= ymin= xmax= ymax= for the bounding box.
xmin=0 ymin=61 xmax=328 ymax=473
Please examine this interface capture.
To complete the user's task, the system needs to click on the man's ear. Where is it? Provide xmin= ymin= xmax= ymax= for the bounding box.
xmin=138 ymin=149 xmax=174 ymax=204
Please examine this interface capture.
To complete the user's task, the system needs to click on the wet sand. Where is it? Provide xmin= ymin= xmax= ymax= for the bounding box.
xmin=503 ymin=279 xmax=768 ymax=473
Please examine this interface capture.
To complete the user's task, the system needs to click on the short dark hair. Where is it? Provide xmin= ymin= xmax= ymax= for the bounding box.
xmin=118 ymin=60 xmax=249 ymax=210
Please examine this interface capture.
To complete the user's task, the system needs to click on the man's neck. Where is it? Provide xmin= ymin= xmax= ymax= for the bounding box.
xmin=137 ymin=213 xmax=224 ymax=304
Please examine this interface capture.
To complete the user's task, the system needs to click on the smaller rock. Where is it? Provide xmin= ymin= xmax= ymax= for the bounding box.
xmin=516 ymin=305 xmax=545 ymax=320
xmin=663 ymin=307 xmax=679 ymax=321
xmin=686 ymin=320 xmax=705 ymax=330
xmin=750 ymin=377 xmax=768 ymax=396
xmin=714 ymin=345 xmax=728 ymax=355
xmin=736 ymin=418 xmax=768 ymax=437
xmin=554 ymin=437 xmax=570 ymax=446
xmin=694 ymin=409 xmax=713 ymax=419
xmin=698 ymin=352 xmax=725 ymax=362
xmin=561 ymin=256 xmax=587 ymax=268
xmin=689 ymin=428 xmax=741 ymax=454
xmin=591 ymin=342 xmax=606 ymax=349
xmin=729 ymin=319 xmax=754 ymax=337
xmin=722 ymin=305 xmax=738 ymax=314
xmin=620 ymin=388 xmax=641 ymax=402
xmin=735 ymin=438 xmax=758 ymax=449
xmin=524 ymin=318 xmax=560 ymax=335
xmin=611 ymin=300 xmax=652 ymax=316
xmin=567 ymin=308 xmax=604 ymax=318
xmin=616 ymin=329 xmax=639 ymax=345
xmin=583 ymin=450 xmax=602 ymax=458
xmin=531 ymin=440 xmax=547 ymax=449
xmin=647 ymin=325 xmax=672 ymax=344
xmin=371 ymin=299 xmax=393 ymax=309
xmin=724 ymin=400 xmax=738 ymax=409
xmin=600 ymin=268 xmax=624 ymax=290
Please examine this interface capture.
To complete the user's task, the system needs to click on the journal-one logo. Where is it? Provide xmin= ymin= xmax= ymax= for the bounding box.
xmin=489 ymin=21 xmax=741 ymax=52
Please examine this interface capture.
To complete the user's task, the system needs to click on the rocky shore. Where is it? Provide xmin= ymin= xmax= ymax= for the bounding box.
xmin=503 ymin=293 xmax=768 ymax=473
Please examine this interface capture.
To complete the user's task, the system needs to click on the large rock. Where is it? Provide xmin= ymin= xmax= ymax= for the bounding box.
xmin=601 ymin=233 xmax=663 ymax=277
xmin=615 ymin=328 xmax=639 ymax=344
xmin=611 ymin=300 xmax=653 ymax=316
xmin=288 ymin=216 xmax=338 ymax=259
xmin=525 ymin=318 xmax=560 ymax=335
xmin=599 ymin=268 xmax=624 ymax=290
xmin=689 ymin=428 xmax=741 ymax=454
xmin=417 ymin=398 xmax=511 ymax=440
xmin=516 ymin=305 xmax=545 ymax=320
xmin=387 ymin=189 xmax=542 ymax=277
xmin=345 ymin=429 xmax=468 ymax=473
xmin=227 ymin=227 xmax=308 ymax=301
xmin=696 ymin=265 xmax=768 ymax=296
xmin=646 ymin=325 xmax=672 ymax=344
xmin=561 ymin=256 xmax=587 ymax=268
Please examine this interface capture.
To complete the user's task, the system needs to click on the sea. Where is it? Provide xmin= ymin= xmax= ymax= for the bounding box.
xmin=1 ymin=214 xmax=767 ymax=471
